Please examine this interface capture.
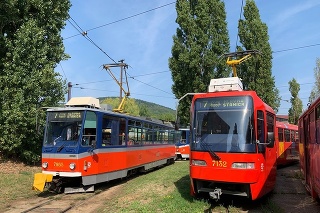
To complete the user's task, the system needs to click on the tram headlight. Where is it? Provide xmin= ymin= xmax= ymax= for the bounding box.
xmin=42 ymin=162 xmax=48 ymax=169
xmin=232 ymin=162 xmax=255 ymax=169
xmin=191 ymin=160 xmax=207 ymax=166
xmin=69 ymin=163 xmax=76 ymax=170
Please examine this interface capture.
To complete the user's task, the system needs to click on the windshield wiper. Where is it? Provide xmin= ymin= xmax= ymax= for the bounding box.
xmin=200 ymin=141 xmax=221 ymax=161
xmin=53 ymin=135 xmax=62 ymax=145
xmin=57 ymin=142 xmax=66 ymax=152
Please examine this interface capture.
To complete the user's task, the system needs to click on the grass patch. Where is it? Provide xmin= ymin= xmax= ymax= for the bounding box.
xmin=97 ymin=161 xmax=212 ymax=213
xmin=0 ymin=164 xmax=41 ymax=212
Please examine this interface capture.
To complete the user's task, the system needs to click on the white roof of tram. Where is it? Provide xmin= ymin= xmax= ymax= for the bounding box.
xmin=65 ymin=97 xmax=101 ymax=109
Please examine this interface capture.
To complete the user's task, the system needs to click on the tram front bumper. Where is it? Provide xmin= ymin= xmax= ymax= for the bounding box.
xmin=32 ymin=173 xmax=53 ymax=192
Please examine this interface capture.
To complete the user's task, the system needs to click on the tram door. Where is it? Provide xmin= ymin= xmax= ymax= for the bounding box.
xmin=265 ymin=112 xmax=277 ymax=186
xmin=303 ymin=112 xmax=311 ymax=186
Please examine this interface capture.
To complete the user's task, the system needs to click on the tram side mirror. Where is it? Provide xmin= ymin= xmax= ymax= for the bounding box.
xmin=266 ymin=132 xmax=275 ymax=148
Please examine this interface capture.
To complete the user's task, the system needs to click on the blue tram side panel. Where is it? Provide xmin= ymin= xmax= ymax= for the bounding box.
xmin=175 ymin=128 xmax=190 ymax=160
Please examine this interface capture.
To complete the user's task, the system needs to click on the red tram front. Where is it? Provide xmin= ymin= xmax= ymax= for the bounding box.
xmin=189 ymin=82 xmax=277 ymax=200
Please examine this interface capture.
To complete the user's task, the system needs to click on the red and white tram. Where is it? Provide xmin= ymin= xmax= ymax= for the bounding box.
xmin=33 ymin=97 xmax=178 ymax=193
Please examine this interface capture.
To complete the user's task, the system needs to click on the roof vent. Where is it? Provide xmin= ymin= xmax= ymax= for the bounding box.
xmin=65 ymin=97 xmax=100 ymax=109
xmin=208 ymin=77 xmax=243 ymax=92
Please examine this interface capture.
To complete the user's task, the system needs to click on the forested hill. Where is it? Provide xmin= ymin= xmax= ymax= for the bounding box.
xmin=98 ymin=97 xmax=176 ymax=121
xmin=135 ymin=99 xmax=175 ymax=116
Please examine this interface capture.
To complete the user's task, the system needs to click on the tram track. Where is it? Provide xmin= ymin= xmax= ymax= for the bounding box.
xmin=20 ymin=184 xmax=118 ymax=213
xmin=14 ymin=192 xmax=97 ymax=213
xmin=6 ymin=177 xmax=127 ymax=213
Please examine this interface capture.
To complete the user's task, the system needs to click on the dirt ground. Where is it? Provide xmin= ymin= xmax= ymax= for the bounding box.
xmin=271 ymin=163 xmax=320 ymax=213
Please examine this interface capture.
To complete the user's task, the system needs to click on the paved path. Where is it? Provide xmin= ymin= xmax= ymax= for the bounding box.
xmin=271 ymin=163 xmax=320 ymax=213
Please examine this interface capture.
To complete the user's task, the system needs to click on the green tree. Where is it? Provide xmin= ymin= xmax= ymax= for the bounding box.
xmin=139 ymin=105 xmax=151 ymax=117
xmin=169 ymin=0 xmax=230 ymax=125
xmin=159 ymin=113 xmax=175 ymax=122
xmin=238 ymin=0 xmax=280 ymax=112
xmin=309 ymin=58 xmax=320 ymax=103
xmin=0 ymin=1 xmax=71 ymax=163
xmin=288 ymin=78 xmax=303 ymax=124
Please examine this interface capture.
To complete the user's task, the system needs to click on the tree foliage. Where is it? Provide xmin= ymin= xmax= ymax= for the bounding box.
xmin=288 ymin=78 xmax=303 ymax=124
xmin=0 ymin=0 xmax=71 ymax=163
xmin=237 ymin=0 xmax=280 ymax=112
xmin=309 ymin=58 xmax=320 ymax=103
xmin=169 ymin=0 xmax=230 ymax=125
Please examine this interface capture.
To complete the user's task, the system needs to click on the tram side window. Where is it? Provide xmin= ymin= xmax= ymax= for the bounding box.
xmin=284 ymin=129 xmax=290 ymax=142
xmin=82 ymin=111 xmax=97 ymax=146
xmin=181 ymin=131 xmax=187 ymax=143
xmin=310 ymin=109 xmax=316 ymax=144
xmin=278 ymin=128 xmax=284 ymax=142
xmin=144 ymin=125 xmax=154 ymax=145
xmin=154 ymin=126 xmax=160 ymax=144
xmin=128 ymin=120 xmax=143 ymax=146
xmin=257 ymin=110 xmax=265 ymax=143
xmin=162 ymin=129 xmax=169 ymax=144
xmin=266 ymin=112 xmax=275 ymax=148
xmin=168 ymin=130 xmax=178 ymax=144
xmin=101 ymin=116 xmax=125 ymax=146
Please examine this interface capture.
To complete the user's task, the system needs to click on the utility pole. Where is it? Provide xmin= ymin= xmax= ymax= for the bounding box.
xmin=103 ymin=60 xmax=130 ymax=113
xmin=67 ymin=82 xmax=72 ymax=101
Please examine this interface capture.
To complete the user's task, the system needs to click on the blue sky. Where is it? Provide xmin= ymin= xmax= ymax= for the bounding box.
xmin=57 ymin=0 xmax=320 ymax=115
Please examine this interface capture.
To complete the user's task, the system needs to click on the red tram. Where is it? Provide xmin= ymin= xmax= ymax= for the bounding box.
xmin=175 ymin=128 xmax=190 ymax=160
xmin=189 ymin=77 xmax=277 ymax=201
xmin=298 ymin=97 xmax=320 ymax=201
xmin=33 ymin=97 xmax=178 ymax=193
xmin=276 ymin=121 xmax=299 ymax=166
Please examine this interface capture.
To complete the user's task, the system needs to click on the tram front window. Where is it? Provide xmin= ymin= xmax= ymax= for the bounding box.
xmin=44 ymin=111 xmax=83 ymax=147
xmin=192 ymin=96 xmax=255 ymax=153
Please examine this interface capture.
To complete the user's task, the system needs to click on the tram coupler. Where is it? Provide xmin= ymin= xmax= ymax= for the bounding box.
xmin=209 ymin=188 xmax=222 ymax=200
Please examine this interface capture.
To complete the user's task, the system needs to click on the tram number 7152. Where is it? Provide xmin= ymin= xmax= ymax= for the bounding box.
xmin=212 ymin=160 xmax=227 ymax=167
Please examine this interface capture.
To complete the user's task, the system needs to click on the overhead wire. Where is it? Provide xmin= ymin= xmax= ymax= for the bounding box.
xmin=58 ymin=63 xmax=68 ymax=81
xmin=64 ymin=2 xmax=320 ymax=103
xmin=74 ymin=70 xmax=171 ymax=86
xmin=68 ymin=16 xmax=117 ymax=63
xmin=66 ymin=2 xmax=177 ymax=98
xmin=72 ymin=86 xmax=174 ymax=99
xmin=272 ymin=43 xmax=320 ymax=54
xmin=64 ymin=2 xmax=176 ymax=40
xmin=234 ymin=0 xmax=244 ymax=52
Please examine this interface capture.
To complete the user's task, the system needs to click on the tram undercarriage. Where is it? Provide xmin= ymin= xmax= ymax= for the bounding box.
xmin=193 ymin=179 xmax=251 ymax=200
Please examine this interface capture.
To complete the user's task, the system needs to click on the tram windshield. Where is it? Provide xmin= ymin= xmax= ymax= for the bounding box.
xmin=192 ymin=96 xmax=256 ymax=153
xmin=43 ymin=111 xmax=83 ymax=147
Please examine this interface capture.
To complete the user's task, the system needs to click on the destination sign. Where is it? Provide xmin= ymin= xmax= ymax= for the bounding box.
xmin=196 ymin=96 xmax=252 ymax=110
xmin=48 ymin=111 xmax=83 ymax=121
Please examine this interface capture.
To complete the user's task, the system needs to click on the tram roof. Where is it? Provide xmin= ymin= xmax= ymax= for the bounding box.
xmin=46 ymin=100 xmax=174 ymax=127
